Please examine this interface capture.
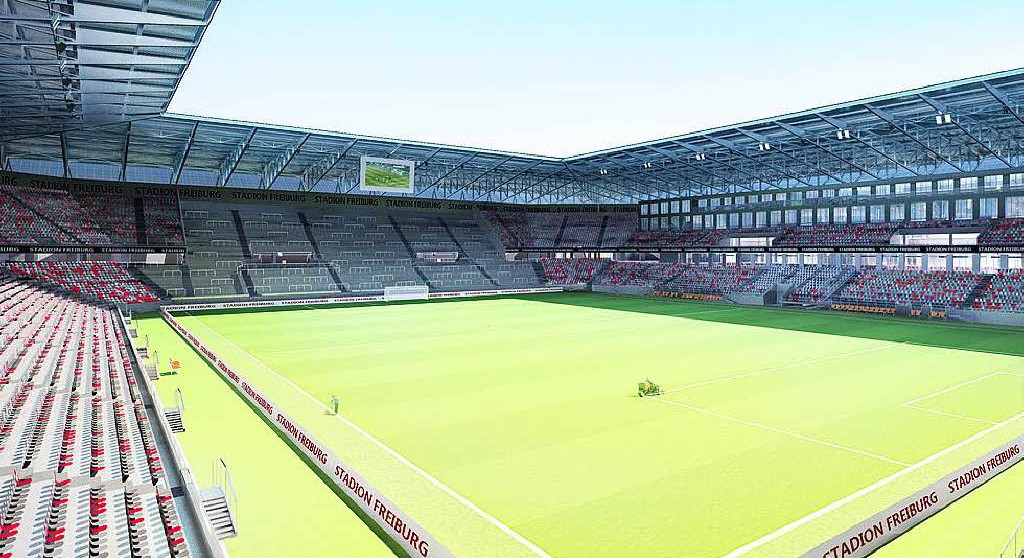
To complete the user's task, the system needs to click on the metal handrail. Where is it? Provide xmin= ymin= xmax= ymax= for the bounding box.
xmin=212 ymin=458 xmax=238 ymax=531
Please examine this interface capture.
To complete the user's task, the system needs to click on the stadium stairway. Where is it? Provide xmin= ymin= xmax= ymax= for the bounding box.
xmin=531 ymin=260 xmax=547 ymax=283
xmin=238 ymin=267 xmax=259 ymax=297
xmin=387 ymin=215 xmax=432 ymax=284
xmin=965 ymin=274 xmax=995 ymax=307
xmin=134 ymin=197 xmax=148 ymax=245
xmin=129 ymin=266 xmax=172 ymax=299
xmin=474 ymin=207 xmax=514 ymax=252
xmin=795 ymin=267 xmax=859 ymax=306
xmin=298 ymin=211 xmax=348 ymax=292
xmin=200 ymin=487 xmax=237 ymax=539
xmin=231 ymin=210 xmax=253 ymax=258
xmin=596 ymin=215 xmax=610 ymax=246
xmin=180 ymin=263 xmax=197 ymax=297
xmin=494 ymin=212 xmax=522 ymax=246
xmin=552 ymin=214 xmax=569 ymax=247
xmin=437 ymin=217 xmax=500 ymax=287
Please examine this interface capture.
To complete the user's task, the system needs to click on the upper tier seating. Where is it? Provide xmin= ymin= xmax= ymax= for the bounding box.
xmin=483 ymin=210 xmax=637 ymax=248
xmin=627 ymin=229 xmax=729 ymax=248
xmin=483 ymin=211 xmax=562 ymax=248
xmin=834 ymin=269 xmax=982 ymax=308
xmin=540 ymin=258 xmax=604 ymax=285
xmin=978 ymin=218 xmax=1024 ymax=246
xmin=774 ymin=223 xmax=898 ymax=247
xmin=180 ymin=205 xmax=247 ymax=297
xmin=0 ymin=185 xmax=183 ymax=247
xmin=0 ymin=280 xmax=191 ymax=558
xmin=6 ymin=261 xmax=160 ymax=304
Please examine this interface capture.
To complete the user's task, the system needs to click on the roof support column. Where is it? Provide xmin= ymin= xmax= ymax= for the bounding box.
xmin=59 ymin=132 xmax=70 ymax=178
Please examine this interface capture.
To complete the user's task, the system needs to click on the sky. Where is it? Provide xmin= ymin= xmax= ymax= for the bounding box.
xmin=169 ymin=0 xmax=1024 ymax=157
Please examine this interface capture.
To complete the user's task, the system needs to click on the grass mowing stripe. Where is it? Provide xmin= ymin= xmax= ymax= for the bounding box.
xmin=652 ymin=398 xmax=911 ymax=466
xmin=662 ymin=344 xmax=898 ymax=394
xmin=175 ymin=310 xmax=557 ymax=558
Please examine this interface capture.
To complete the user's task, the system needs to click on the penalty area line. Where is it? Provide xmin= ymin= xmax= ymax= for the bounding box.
xmin=175 ymin=312 xmax=556 ymax=558
xmin=716 ymin=407 xmax=1024 ymax=558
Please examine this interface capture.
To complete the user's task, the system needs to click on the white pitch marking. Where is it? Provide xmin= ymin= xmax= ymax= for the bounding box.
xmin=662 ymin=344 xmax=898 ymax=394
xmin=903 ymin=371 xmax=1011 ymax=407
xmin=652 ymin=398 xmax=911 ymax=467
xmin=177 ymin=312 xmax=556 ymax=558
xmin=717 ymin=407 xmax=1024 ymax=558
xmin=903 ymin=404 xmax=999 ymax=426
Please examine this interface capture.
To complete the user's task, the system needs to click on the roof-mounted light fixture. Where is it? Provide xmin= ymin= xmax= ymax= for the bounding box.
xmin=694 ymin=153 xmax=708 ymax=161
xmin=599 ymin=169 xmax=609 ymax=175
xmin=935 ymin=113 xmax=953 ymax=125
xmin=836 ymin=129 xmax=852 ymax=140
xmin=642 ymin=161 xmax=652 ymax=169
xmin=758 ymin=142 xmax=772 ymax=151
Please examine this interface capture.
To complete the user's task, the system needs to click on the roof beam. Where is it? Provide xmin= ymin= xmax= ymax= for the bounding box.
xmin=444 ymin=156 xmax=512 ymax=199
xmin=671 ymin=140 xmax=761 ymax=191
xmin=702 ymin=134 xmax=814 ymax=188
xmin=817 ymin=113 xmax=920 ymax=177
xmin=774 ymin=120 xmax=880 ymax=180
xmin=263 ymin=133 xmax=310 ymax=189
xmin=863 ymin=104 xmax=963 ymax=172
xmin=734 ymin=127 xmax=844 ymax=184
xmin=643 ymin=145 xmax=732 ymax=193
xmin=172 ymin=120 xmax=199 ymax=184
xmin=218 ymin=127 xmax=257 ymax=187
xmin=917 ymin=93 xmax=1012 ymax=168
xmin=471 ymin=160 xmax=545 ymax=201
xmin=301 ymin=139 xmax=358 ymax=191
xmin=428 ymin=152 xmax=478 ymax=190
xmin=58 ymin=132 xmax=69 ymax=177
xmin=982 ymin=82 xmax=1024 ymax=126
xmin=119 ymin=121 xmax=131 ymax=181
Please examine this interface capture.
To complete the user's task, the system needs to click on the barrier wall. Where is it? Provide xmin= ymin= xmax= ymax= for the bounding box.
xmin=119 ymin=315 xmax=228 ymax=558
xmin=161 ymin=309 xmax=455 ymax=558
xmin=162 ymin=286 xmax=562 ymax=312
xmin=804 ymin=438 xmax=1024 ymax=558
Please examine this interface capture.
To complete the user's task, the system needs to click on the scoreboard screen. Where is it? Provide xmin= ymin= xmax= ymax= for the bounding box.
xmin=360 ymin=157 xmax=415 ymax=193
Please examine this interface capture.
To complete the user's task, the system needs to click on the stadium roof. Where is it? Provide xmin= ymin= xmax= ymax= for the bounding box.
xmin=1 ymin=4 xmax=1024 ymax=204
xmin=0 ymin=0 xmax=219 ymax=140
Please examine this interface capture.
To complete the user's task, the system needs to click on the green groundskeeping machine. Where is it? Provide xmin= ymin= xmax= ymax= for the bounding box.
xmin=637 ymin=378 xmax=663 ymax=397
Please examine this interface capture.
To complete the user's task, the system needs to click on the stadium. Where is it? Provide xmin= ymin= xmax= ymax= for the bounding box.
xmin=3 ymin=2 xmax=1024 ymax=558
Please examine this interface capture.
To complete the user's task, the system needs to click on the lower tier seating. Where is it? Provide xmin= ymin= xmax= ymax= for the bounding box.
xmin=0 ymin=280 xmax=191 ymax=558
xmin=6 ymin=261 xmax=160 ymax=304
xmin=834 ymin=269 xmax=982 ymax=308
xmin=540 ymin=258 xmax=604 ymax=285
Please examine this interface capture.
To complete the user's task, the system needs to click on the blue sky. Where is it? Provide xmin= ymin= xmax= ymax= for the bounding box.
xmin=170 ymin=0 xmax=1024 ymax=157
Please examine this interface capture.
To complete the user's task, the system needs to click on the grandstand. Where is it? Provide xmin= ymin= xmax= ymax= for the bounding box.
xmin=3 ymin=2 xmax=1024 ymax=558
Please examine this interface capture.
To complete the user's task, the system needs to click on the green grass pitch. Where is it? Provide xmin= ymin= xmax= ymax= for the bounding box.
xmin=152 ymin=293 xmax=1024 ymax=558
